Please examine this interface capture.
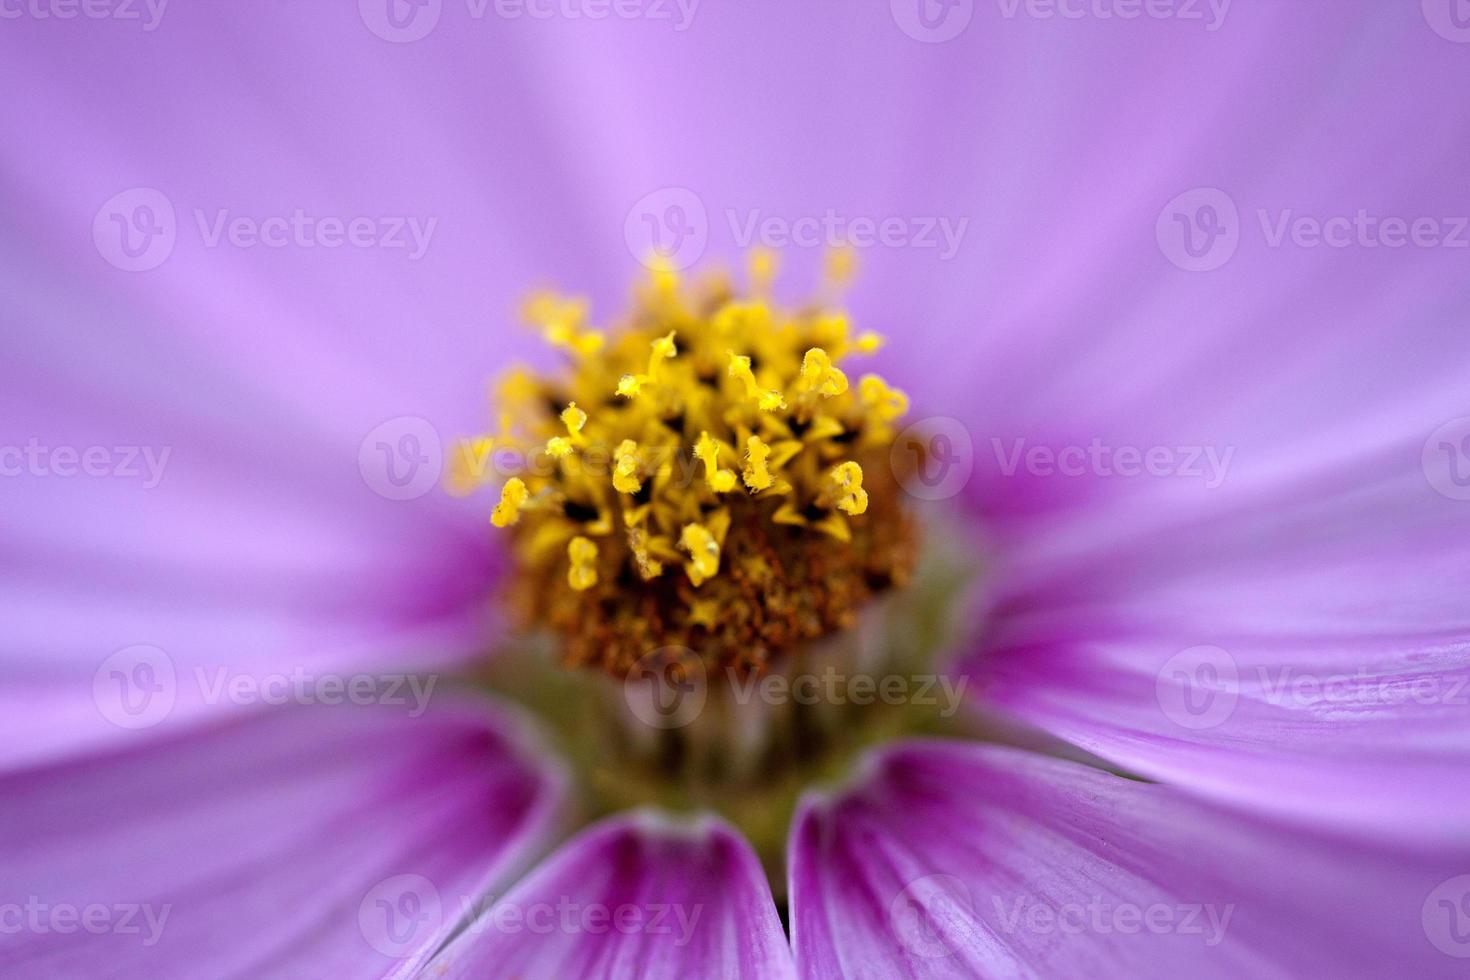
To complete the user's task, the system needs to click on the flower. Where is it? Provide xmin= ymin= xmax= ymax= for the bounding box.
xmin=3 ymin=4 xmax=1470 ymax=979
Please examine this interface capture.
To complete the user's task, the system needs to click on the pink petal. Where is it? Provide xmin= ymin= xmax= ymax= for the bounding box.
xmin=790 ymin=740 xmax=1468 ymax=979
xmin=0 ymin=694 xmax=565 ymax=978
xmin=427 ymin=811 xmax=794 ymax=979
xmin=969 ymin=458 xmax=1470 ymax=846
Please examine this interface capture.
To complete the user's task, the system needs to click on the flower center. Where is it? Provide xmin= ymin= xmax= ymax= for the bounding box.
xmin=455 ymin=252 xmax=980 ymax=880
xmin=455 ymin=251 xmax=917 ymax=678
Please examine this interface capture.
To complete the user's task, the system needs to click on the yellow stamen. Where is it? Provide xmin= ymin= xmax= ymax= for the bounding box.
xmin=742 ymin=435 xmax=774 ymax=492
xmin=830 ymin=462 xmax=868 ymax=516
xmin=679 ymin=522 xmax=720 ymax=586
xmin=728 ymin=353 xmax=786 ymax=411
xmin=694 ymin=431 xmax=737 ymax=493
xmin=491 ymin=478 xmax=529 ymax=527
xmin=567 ymin=536 xmax=598 ymax=591
xmin=798 ymin=348 xmax=849 ymax=398
xmin=613 ymin=439 xmax=643 ymax=495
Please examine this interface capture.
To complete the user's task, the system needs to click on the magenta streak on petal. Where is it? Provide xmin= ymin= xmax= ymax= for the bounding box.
xmin=790 ymin=740 xmax=1469 ymax=980
xmin=0 ymin=694 xmax=566 ymax=980
xmin=427 ymin=811 xmax=795 ymax=980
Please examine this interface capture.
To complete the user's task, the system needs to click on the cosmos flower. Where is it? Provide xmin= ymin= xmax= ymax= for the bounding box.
xmin=3 ymin=3 xmax=1470 ymax=978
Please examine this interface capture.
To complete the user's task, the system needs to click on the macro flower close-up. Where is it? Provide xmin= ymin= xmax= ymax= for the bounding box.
xmin=4 ymin=3 xmax=1470 ymax=978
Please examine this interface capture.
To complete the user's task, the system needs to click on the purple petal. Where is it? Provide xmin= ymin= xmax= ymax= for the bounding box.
xmin=790 ymin=740 xmax=1469 ymax=979
xmin=427 ymin=811 xmax=794 ymax=979
xmin=968 ymin=459 xmax=1470 ymax=845
xmin=0 ymin=694 xmax=565 ymax=978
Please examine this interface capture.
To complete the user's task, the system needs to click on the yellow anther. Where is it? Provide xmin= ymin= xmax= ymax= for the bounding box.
xmin=627 ymin=526 xmax=664 ymax=579
xmin=561 ymin=402 xmax=587 ymax=435
xmin=613 ymin=439 xmax=643 ymax=495
xmin=728 ymin=353 xmax=786 ymax=411
xmin=748 ymin=248 xmax=777 ymax=293
xmin=679 ymin=523 xmax=721 ymax=587
xmin=742 ymin=435 xmax=774 ymax=492
xmin=545 ymin=401 xmax=589 ymax=458
xmin=524 ymin=292 xmax=603 ymax=358
xmin=859 ymin=375 xmax=909 ymax=424
xmin=853 ymin=331 xmax=885 ymax=354
xmin=694 ymin=431 xmax=737 ymax=493
xmin=825 ymin=246 xmax=857 ymax=286
xmin=798 ymin=348 xmax=849 ymax=398
xmin=830 ymin=462 xmax=868 ymax=516
xmin=616 ymin=331 xmax=677 ymax=400
xmin=567 ymin=536 xmax=598 ymax=591
xmin=491 ymin=478 xmax=529 ymax=527
xmin=447 ymin=435 xmax=495 ymax=493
